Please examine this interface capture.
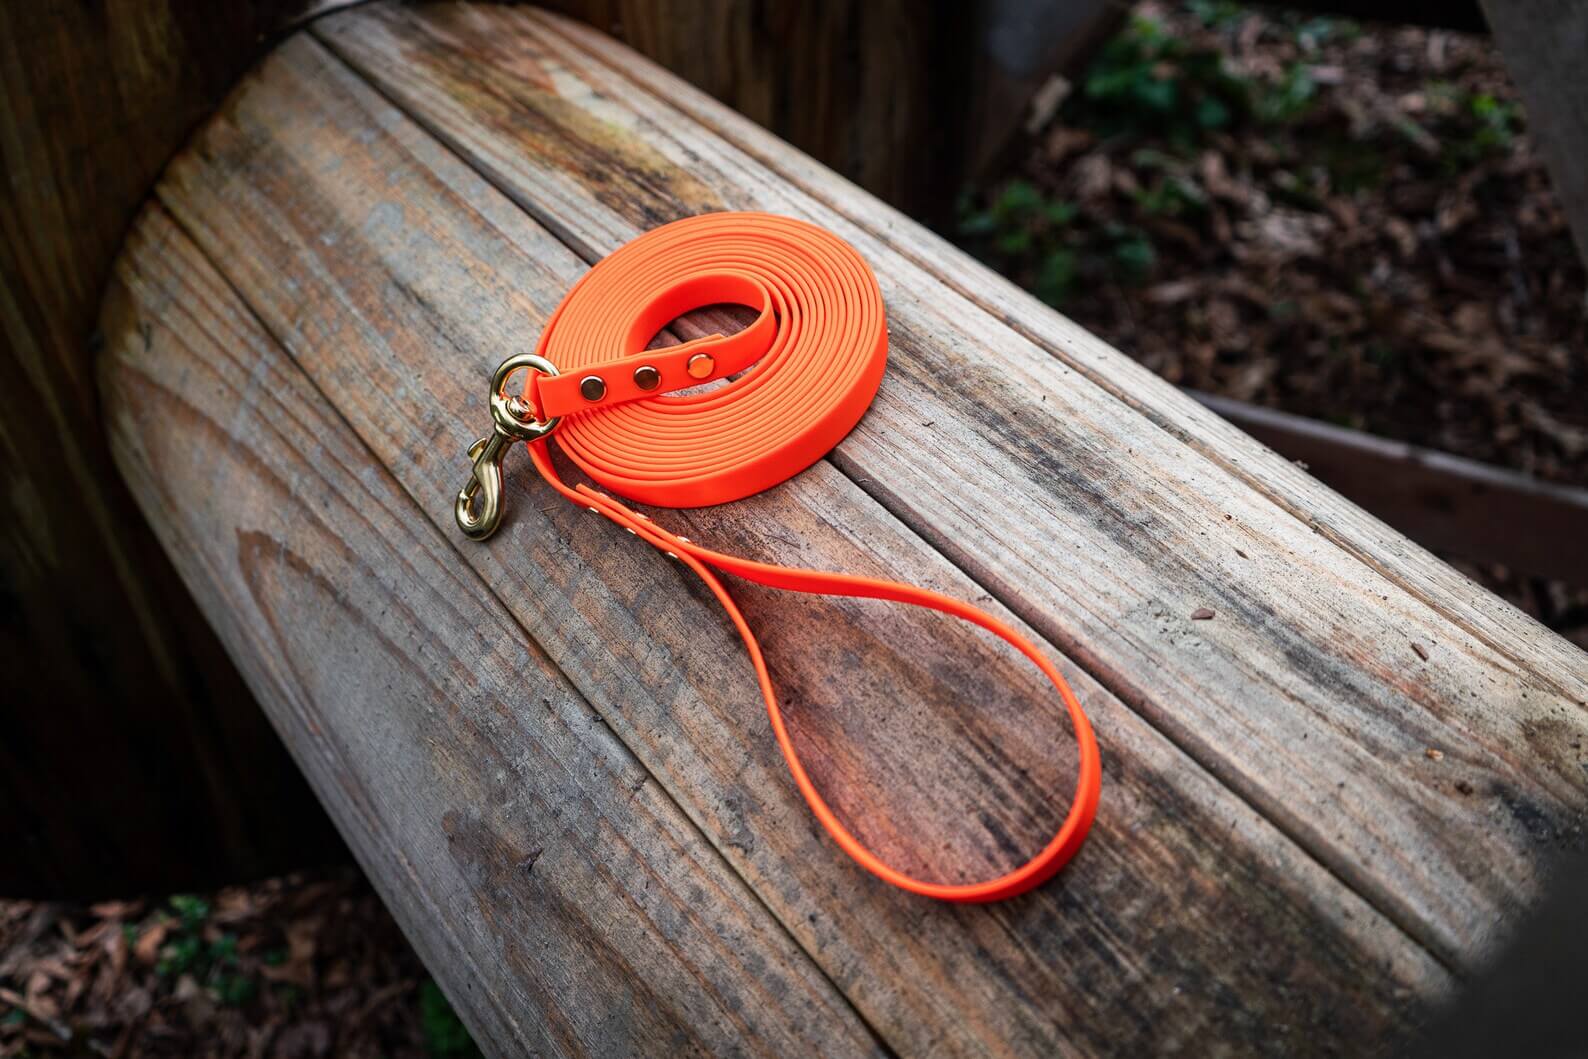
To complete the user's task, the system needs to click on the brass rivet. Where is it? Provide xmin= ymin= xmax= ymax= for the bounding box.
xmin=686 ymin=353 xmax=715 ymax=379
xmin=579 ymin=375 xmax=607 ymax=401
xmin=633 ymin=364 xmax=660 ymax=390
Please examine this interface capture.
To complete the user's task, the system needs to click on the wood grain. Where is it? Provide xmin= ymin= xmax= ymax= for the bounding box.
xmin=100 ymin=203 xmax=883 ymax=1059
xmin=309 ymin=3 xmax=1588 ymax=968
xmin=134 ymin=29 xmax=1455 ymax=1056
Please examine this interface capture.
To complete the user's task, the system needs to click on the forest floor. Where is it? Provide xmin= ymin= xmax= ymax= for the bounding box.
xmin=0 ymin=872 xmax=476 ymax=1058
xmin=958 ymin=1 xmax=1588 ymax=647
xmin=5 ymin=4 xmax=1586 ymax=1057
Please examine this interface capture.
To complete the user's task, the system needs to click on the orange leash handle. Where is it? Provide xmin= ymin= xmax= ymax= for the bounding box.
xmin=527 ymin=444 xmax=1101 ymax=902
xmin=460 ymin=212 xmax=1101 ymax=901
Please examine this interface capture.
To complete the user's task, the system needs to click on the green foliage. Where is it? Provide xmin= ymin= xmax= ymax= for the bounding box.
xmin=1129 ymin=149 xmax=1209 ymax=217
xmin=1076 ymin=15 xmax=1248 ymax=144
xmin=1107 ymin=226 xmax=1157 ymax=284
xmin=1424 ymin=83 xmax=1523 ymax=169
xmin=150 ymin=897 xmax=258 ymax=1008
xmin=168 ymin=895 xmax=210 ymax=930
xmin=1291 ymin=16 xmax=1358 ymax=51
xmin=420 ymin=980 xmax=482 ymax=1058
xmin=1465 ymin=92 xmax=1521 ymax=155
xmin=213 ymin=972 xmax=257 ymax=1008
xmin=1035 ymin=248 xmax=1079 ymax=306
xmin=1253 ymin=63 xmax=1316 ymax=124
xmin=1186 ymin=0 xmax=1244 ymax=29
xmin=156 ymin=932 xmax=204 ymax=978
xmin=958 ymin=175 xmax=1164 ymax=304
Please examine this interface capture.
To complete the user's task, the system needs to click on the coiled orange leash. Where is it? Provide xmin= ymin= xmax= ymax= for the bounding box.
xmin=456 ymin=212 xmax=1100 ymax=902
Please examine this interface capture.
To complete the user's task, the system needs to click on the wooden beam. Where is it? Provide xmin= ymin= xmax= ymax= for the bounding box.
xmin=310 ymin=2 xmax=1588 ymax=974
xmin=1195 ymin=392 xmax=1588 ymax=587
xmin=130 ymin=28 xmax=1453 ymax=1054
xmin=1480 ymin=0 xmax=1588 ymax=267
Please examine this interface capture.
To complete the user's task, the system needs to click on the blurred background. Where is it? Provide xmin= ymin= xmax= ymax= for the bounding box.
xmin=2 ymin=0 xmax=1583 ymax=1054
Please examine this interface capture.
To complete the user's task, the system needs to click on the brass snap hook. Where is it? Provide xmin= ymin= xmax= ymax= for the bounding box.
xmin=455 ymin=353 xmax=561 ymax=541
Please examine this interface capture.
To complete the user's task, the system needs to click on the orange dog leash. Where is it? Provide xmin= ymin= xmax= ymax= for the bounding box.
xmin=456 ymin=212 xmax=1100 ymax=902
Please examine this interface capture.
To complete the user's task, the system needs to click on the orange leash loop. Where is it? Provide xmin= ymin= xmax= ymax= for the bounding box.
xmin=459 ymin=212 xmax=1101 ymax=902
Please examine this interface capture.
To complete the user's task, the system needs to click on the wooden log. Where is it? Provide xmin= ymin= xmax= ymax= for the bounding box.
xmin=117 ymin=24 xmax=1461 ymax=1057
xmin=309 ymin=2 xmax=1588 ymax=972
xmin=99 ymin=205 xmax=883 ymax=1058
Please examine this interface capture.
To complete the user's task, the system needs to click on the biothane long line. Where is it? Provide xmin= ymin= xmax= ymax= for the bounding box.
xmin=455 ymin=211 xmax=1100 ymax=902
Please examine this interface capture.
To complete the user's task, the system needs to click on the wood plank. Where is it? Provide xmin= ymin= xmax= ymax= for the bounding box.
xmin=147 ymin=29 xmax=1448 ymax=1056
xmin=100 ymin=204 xmax=883 ymax=1059
xmin=1480 ymin=0 xmax=1588 ymax=268
xmin=311 ymin=2 xmax=1588 ymax=966
xmin=1193 ymin=391 xmax=1588 ymax=587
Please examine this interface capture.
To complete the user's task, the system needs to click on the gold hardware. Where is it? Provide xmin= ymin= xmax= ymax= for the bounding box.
xmin=456 ymin=353 xmax=561 ymax=541
xmin=580 ymin=374 xmax=607 ymax=401
xmin=687 ymin=352 xmax=715 ymax=379
xmin=633 ymin=364 xmax=660 ymax=390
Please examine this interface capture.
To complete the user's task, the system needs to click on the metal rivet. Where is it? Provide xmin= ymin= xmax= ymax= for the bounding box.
xmin=580 ymin=375 xmax=607 ymax=401
xmin=686 ymin=353 xmax=714 ymax=379
xmin=633 ymin=364 xmax=660 ymax=390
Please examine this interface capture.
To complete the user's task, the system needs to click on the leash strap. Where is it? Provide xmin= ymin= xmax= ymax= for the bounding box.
xmin=458 ymin=212 xmax=1100 ymax=902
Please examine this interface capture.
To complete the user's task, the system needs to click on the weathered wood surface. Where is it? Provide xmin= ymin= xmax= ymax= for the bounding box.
xmin=98 ymin=3 xmax=1588 ymax=1054
xmin=311 ymin=2 xmax=1588 ymax=967
xmin=132 ymin=31 xmax=1450 ymax=1055
xmin=1479 ymin=0 xmax=1588 ymax=268
xmin=100 ymin=206 xmax=882 ymax=1059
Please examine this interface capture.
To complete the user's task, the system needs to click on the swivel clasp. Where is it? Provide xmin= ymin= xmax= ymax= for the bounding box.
xmin=455 ymin=353 xmax=562 ymax=541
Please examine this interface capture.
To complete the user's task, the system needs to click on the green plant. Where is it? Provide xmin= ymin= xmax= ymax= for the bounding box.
xmin=1187 ymin=0 xmax=1245 ymax=29
xmin=168 ymin=894 xmax=210 ymax=929
xmin=1072 ymin=15 xmax=1249 ymax=144
xmin=959 ymin=181 xmax=1083 ymax=306
xmin=150 ymin=897 xmax=260 ymax=1009
xmin=1130 ymin=150 xmax=1209 ymax=218
xmin=1467 ymin=93 xmax=1520 ymax=153
xmin=1254 ymin=63 xmax=1317 ymax=124
xmin=420 ymin=980 xmax=481 ymax=1058
xmin=1108 ymin=226 xmax=1157 ymax=285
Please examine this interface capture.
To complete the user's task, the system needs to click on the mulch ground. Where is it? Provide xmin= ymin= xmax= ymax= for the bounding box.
xmin=5 ymin=5 xmax=1586 ymax=1056
xmin=0 ymin=871 xmax=476 ymax=1058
